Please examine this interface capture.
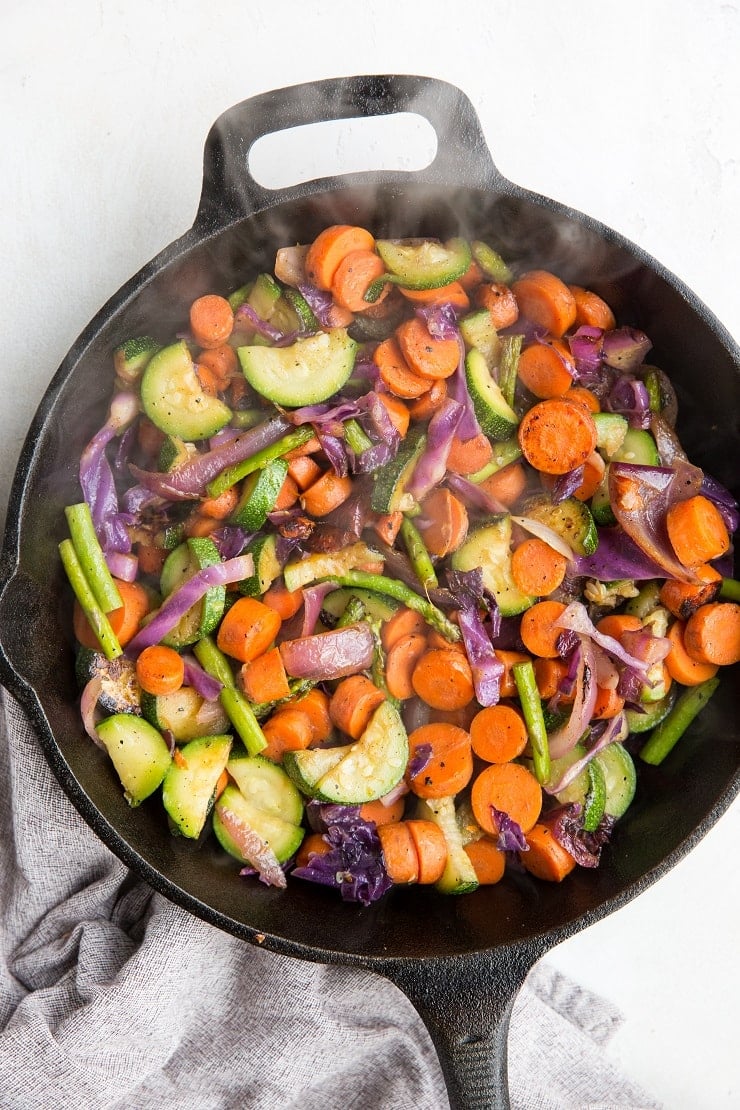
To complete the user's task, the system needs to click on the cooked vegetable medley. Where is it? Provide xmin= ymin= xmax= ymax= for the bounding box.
xmin=61 ymin=224 xmax=740 ymax=904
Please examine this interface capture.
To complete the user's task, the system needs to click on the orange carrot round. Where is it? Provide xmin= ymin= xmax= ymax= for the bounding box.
xmin=573 ymin=450 xmax=606 ymax=502
xmin=135 ymin=644 xmax=185 ymax=696
xmin=406 ymin=819 xmax=448 ymax=883
xmin=511 ymin=270 xmax=577 ymax=337
xmin=300 ymin=471 xmax=353 ymax=517
xmin=407 ymin=378 xmax=448 ymax=421
xmin=196 ymin=344 xmax=238 ymax=385
xmin=195 ymin=363 xmax=223 ymax=397
xmin=470 ymin=704 xmax=529 ymax=764
xmin=261 ymin=708 xmax=314 ymax=763
xmin=666 ymin=495 xmax=730 ymax=566
xmin=262 ymin=580 xmax=304 ymax=620
xmin=446 ymin=433 xmax=494 ymax=476
xmin=406 ymin=723 xmax=474 ymax=798
xmin=664 ymin=620 xmax=720 ymax=685
xmin=511 ymin=538 xmax=568 ymax=597
xmin=471 ymin=762 xmax=543 ymax=836
xmin=330 ymin=249 xmax=389 ymax=311
xmin=240 ymin=646 xmax=291 ymax=704
xmin=360 ymin=797 xmax=406 ymax=827
xmin=273 ymin=474 xmax=300 ymax=512
xmin=377 ymin=821 xmax=419 ymax=884
xmin=519 ymin=600 xmax=568 ymax=659
xmin=411 ymin=648 xmax=475 ymax=711
xmin=683 ymin=602 xmax=740 ymax=666
xmin=73 ymin=578 xmax=152 ymax=650
xmin=474 ymin=282 xmax=520 ymax=329
xmin=287 ymin=455 xmax=323 ymax=492
xmin=396 ymin=317 xmax=460 ymax=380
xmin=595 ymin=613 xmax=643 ymax=642
xmin=373 ymin=336 xmax=432 ymax=399
xmin=199 ymin=486 xmax=240 ymax=520
xmin=385 ymin=633 xmax=429 ymax=701
xmin=496 ymin=650 xmax=534 ymax=698
xmin=305 ymin=225 xmax=376 ymax=290
xmin=216 ymin=596 xmax=281 ymax=663
xmin=189 ymin=295 xmax=234 ymax=349
xmin=417 ymin=489 xmax=469 ymax=557
xmin=477 ymin=462 xmax=528 ymax=508
xmin=464 ymin=837 xmax=506 ymax=884
xmin=659 ymin=564 xmax=722 ymax=621
xmin=518 ymin=398 xmax=598 ymax=475
xmin=329 ymin=674 xmax=386 ymax=739
xmin=521 ymin=822 xmax=577 ymax=882
xmin=517 ymin=339 xmax=575 ymax=399
xmin=591 ymin=684 xmax=625 ymax=720
xmin=400 ymin=282 xmax=470 ymax=311
xmin=568 ymin=285 xmax=616 ymax=331
xmin=376 ymin=391 xmax=412 ymax=437
xmin=563 ymin=386 xmax=601 ymax=414
xmin=380 ymin=607 xmax=427 ymax=652
xmin=295 ymin=831 xmax=331 ymax=869
xmin=533 ymin=657 xmax=570 ymax=700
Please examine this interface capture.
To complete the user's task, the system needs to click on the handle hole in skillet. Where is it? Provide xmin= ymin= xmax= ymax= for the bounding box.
xmin=248 ymin=113 xmax=437 ymax=189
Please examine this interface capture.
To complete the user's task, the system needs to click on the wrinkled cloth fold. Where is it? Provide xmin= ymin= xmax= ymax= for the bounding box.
xmin=0 ymin=687 xmax=660 ymax=1109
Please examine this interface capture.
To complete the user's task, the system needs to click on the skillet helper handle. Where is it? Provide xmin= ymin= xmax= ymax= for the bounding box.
xmin=378 ymin=946 xmax=540 ymax=1110
xmin=195 ymin=74 xmax=499 ymax=228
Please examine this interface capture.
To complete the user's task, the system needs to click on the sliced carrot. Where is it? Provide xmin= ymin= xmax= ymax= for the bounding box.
xmin=407 ymin=378 xmax=448 ymax=421
xmin=330 ymin=249 xmax=389 ymax=312
xmin=406 ymin=819 xmax=448 ymax=883
xmin=189 ymin=295 xmax=234 ymax=349
xmin=563 ymin=386 xmax=601 ymax=414
xmin=227 ymin=376 xmax=249 ymax=408
xmin=377 ymin=821 xmax=419 ymax=884
xmin=521 ymin=823 xmax=577 ymax=882
xmin=592 ymin=685 xmax=625 ymax=719
xmin=376 ymin=391 xmax=411 ymax=437
xmin=411 ymin=649 xmax=475 ymax=711
xmin=516 ymin=339 xmax=575 ymax=399
xmin=446 ymin=433 xmax=494 ymax=476
xmin=196 ymin=344 xmax=239 ymax=386
xmin=300 ymin=471 xmax=353 ymax=517
xmin=73 ymin=578 xmax=152 ymax=649
xmin=511 ymin=270 xmax=577 ymax=338
xmin=496 ymin=650 xmax=534 ymax=698
xmin=135 ymin=644 xmax=185 ymax=696
xmin=429 ymin=703 xmax=479 ymax=730
xmin=304 ymin=225 xmax=376 ymax=291
xmin=400 ymin=281 xmax=470 ymax=311
xmin=199 ymin=486 xmax=240 ymax=520
xmin=135 ymin=541 xmax=167 ymax=578
xmin=380 ymin=606 xmax=427 ymax=652
xmin=260 ymin=708 xmax=314 ymax=763
xmin=284 ymin=435 xmax=322 ymax=460
xmin=195 ymin=363 xmax=223 ymax=397
xmin=295 ymin=831 xmax=331 ymax=869
xmin=240 ymin=646 xmax=291 ymax=704
xmin=659 ymin=564 xmax=723 ymax=621
xmin=595 ymin=613 xmax=643 ymax=642
xmin=518 ymin=398 xmax=598 ymax=475
xmin=463 ymin=837 xmax=506 ymax=884
xmin=426 ymin=627 xmax=466 ymax=653
xmin=511 ymin=537 xmax=568 ymax=597
xmin=519 ymin=600 xmax=568 ymax=659
xmin=477 ymin=462 xmax=528 ymax=508
xmin=683 ymin=602 xmax=740 ymax=666
xmin=573 ymin=450 xmax=606 ymax=502
xmin=373 ymin=336 xmax=431 ymax=399
xmin=372 ymin=511 xmax=403 ymax=546
xmin=277 ymin=687 xmax=332 ymax=744
xmin=406 ymin=723 xmax=474 ymax=798
xmin=359 ymin=797 xmax=406 ymax=827
xmin=262 ymin=580 xmax=304 ymax=621
xmin=459 ymin=258 xmax=485 ymax=291
xmin=666 ymin=495 xmax=730 ymax=567
xmin=329 ymin=674 xmax=386 ymax=739
xmin=216 ymin=596 xmax=281 ymax=663
xmin=214 ymin=768 xmax=229 ymax=801
xmin=470 ymin=704 xmax=529 ymax=764
xmin=471 ymin=762 xmax=543 ymax=836
xmin=474 ymin=282 xmax=520 ymax=329
xmin=385 ymin=633 xmax=429 ymax=700
xmin=287 ymin=455 xmax=323 ymax=491
xmin=568 ymin=285 xmax=617 ymax=331
xmin=664 ymin=620 xmax=720 ymax=685
xmin=417 ymin=488 xmax=469 ymax=557
xmin=533 ymin=657 xmax=570 ymax=700
xmin=183 ymin=512 xmax=220 ymax=539
xmin=396 ymin=317 xmax=460 ymax=380
xmin=273 ymin=474 xmax=300 ymax=511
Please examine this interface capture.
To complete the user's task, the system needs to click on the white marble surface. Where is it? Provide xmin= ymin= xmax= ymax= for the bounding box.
xmin=2 ymin=2 xmax=738 ymax=1107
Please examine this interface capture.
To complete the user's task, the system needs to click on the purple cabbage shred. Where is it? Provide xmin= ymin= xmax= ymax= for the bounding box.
xmin=292 ymin=806 xmax=392 ymax=905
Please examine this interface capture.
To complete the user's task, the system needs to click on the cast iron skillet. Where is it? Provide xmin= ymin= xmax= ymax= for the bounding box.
xmin=0 ymin=76 xmax=738 ymax=1109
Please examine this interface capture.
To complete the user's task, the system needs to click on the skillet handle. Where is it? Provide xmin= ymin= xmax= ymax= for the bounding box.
xmin=376 ymin=946 xmax=541 ymax=1109
xmin=195 ymin=74 xmax=500 ymax=229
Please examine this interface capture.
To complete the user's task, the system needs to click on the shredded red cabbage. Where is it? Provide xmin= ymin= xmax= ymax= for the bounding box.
xmin=292 ymin=809 xmax=392 ymax=905
xmin=447 ymin=338 xmax=483 ymax=441
xmin=458 ymin=605 xmax=503 ymax=707
xmin=546 ymin=713 xmax=628 ymax=794
xmin=605 ymin=376 xmax=651 ymax=429
xmin=491 ymin=806 xmax=528 ymax=852
xmin=415 ymin=301 xmax=460 ymax=340
xmin=549 ymin=804 xmax=616 ymax=868
xmin=408 ymin=742 xmax=433 ymax=779
xmin=701 ymin=473 xmax=739 ymax=533
xmin=573 ymin=526 xmax=668 ymax=581
xmin=567 ymin=326 xmax=604 ymax=375
xmin=551 ymin=466 xmax=585 ymax=504
xmin=407 ymin=398 xmax=464 ymax=501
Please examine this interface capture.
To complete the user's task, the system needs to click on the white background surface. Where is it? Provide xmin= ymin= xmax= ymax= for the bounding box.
xmin=2 ymin=2 xmax=738 ymax=1107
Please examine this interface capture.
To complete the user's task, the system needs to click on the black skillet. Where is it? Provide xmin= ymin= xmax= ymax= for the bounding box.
xmin=0 ymin=76 xmax=738 ymax=1109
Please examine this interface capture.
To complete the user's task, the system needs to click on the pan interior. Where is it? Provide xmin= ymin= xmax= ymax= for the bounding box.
xmin=2 ymin=181 xmax=738 ymax=962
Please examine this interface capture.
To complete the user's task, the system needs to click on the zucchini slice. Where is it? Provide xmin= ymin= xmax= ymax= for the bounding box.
xmin=140 ymin=686 xmax=230 ymax=740
xmin=96 ymin=714 xmax=172 ymax=806
xmin=140 ymin=340 xmax=232 ymax=440
xmin=416 ymin=796 xmax=479 ymax=895
xmin=231 ymin=458 xmax=289 ymax=531
xmin=459 ymin=308 xmax=501 ymax=372
xmin=370 ymin=426 xmax=427 ymax=513
xmin=464 ymin=348 xmax=519 ymax=441
xmin=450 ymin=515 xmax=535 ymax=617
xmin=238 ymin=533 xmax=282 ymax=598
xmin=159 ymin=537 xmax=226 ymax=648
xmin=238 ymin=328 xmax=356 ymax=407
xmin=162 ymin=733 xmax=232 ymax=838
xmin=521 ymin=493 xmax=599 ymax=557
xmin=113 ymin=335 xmax=160 ymax=383
xmin=373 ymin=237 xmax=472 ymax=292
xmin=213 ymin=782 xmax=304 ymax=864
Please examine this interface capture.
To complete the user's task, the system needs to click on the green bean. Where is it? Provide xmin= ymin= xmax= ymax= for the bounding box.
xmin=343 ymin=419 xmax=373 ymax=455
xmin=639 ymin=676 xmax=720 ymax=766
xmin=59 ymin=539 xmax=122 ymax=660
xmin=318 ymin=570 xmax=460 ymax=642
xmin=193 ymin=634 xmax=267 ymax=755
xmin=720 ymin=578 xmax=740 ymax=603
xmin=498 ymin=335 xmax=523 ymax=410
xmin=64 ymin=502 xmax=122 ymax=614
xmin=512 ymin=660 xmax=550 ymax=784
xmin=400 ymin=516 xmax=438 ymax=590
xmin=206 ymin=426 xmax=314 ymax=498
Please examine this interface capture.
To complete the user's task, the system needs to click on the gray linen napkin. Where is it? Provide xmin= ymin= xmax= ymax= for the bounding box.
xmin=0 ymin=687 xmax=660 ymax=1110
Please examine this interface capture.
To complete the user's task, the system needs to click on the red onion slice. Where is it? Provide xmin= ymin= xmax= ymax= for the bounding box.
xmin=215 ymin=806 xmax=287 ymax=888
xmin=279 ymin=623 xmax=375 ymax=681
xmin=546 ymin=713 xmax=628 ymax=794
xmin=548 ymin=636 xmax=599 ymax=760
